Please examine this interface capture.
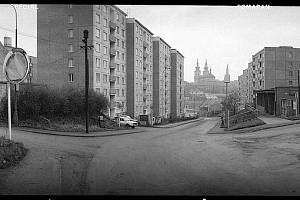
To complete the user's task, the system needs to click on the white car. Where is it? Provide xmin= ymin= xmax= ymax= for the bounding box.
xmin=120 ymin=115 xmax=138 ymax=123
xmin=117 ymin=117 xmax=138 ymax=128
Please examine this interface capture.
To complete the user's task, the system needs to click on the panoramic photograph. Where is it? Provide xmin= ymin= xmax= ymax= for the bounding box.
xmin=0 ymin=4 xmax=299 ymax=197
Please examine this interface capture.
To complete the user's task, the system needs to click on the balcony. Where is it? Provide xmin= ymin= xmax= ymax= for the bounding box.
xmin=110 ymin=88 xmax=116 ymax=95
xmin=143 ymin=52 xmax=149 ymax=58
xmin=109 ymin=34 xmax=116 ymax=43
xmin=143 ymin=63 xmax=149 ymax=70
xmin=110 ymin=48 xmax=116 ymax=57
xmin=143 ymin=97 xmax=147 ymax=102
xmin=110 ymin=100 xmax=117 ymax=108
xmin=143 ymin=84 xmax=147 ymax=90
xmin=109 ymin=75 xmax=116 ymax=82
xmin=109 ymin=62 xmax=116 ymax=69
xmin=109 ymin=21 xmax=116 ymax=30
xmin=143 ymin=41 xmax=149 ymax=48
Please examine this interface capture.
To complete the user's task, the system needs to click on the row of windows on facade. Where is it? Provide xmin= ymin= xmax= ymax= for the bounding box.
xmin=135 ymin=37 xmax=152 ymax=51
xmin=135 ymin=94 xmax=153 ymax=102
xmin=68 ymin=58 xmax=125 ymax=72
xmin=67 ymin=27 xmax=124 ymax=41
xmin=68 ymin=4 xmax=126 ymax=26
xmin=68 ymin=72 xmax=126 ymax=85
xmin=136 ymin=25 xmax=151 ymax=42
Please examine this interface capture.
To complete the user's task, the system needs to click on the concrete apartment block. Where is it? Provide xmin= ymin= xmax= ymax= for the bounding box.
xmin=152 ymin=37 xmax=171 ymax=118
xmin=239 ymin=46 xmax=300 ymax=110
xmin=170 ymin=49 xmax=184 ymax=118
xmin=126 ymin=18 xmax=153 ymax=118
xmin=37 ymin=4 xmax=127 ymax=117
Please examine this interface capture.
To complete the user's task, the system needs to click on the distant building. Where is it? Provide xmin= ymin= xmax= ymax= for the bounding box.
xmin=153 ymin=36 xmax=171 ymax=118
xmin=238 ymin=46 xmax=300 ymax=118
xmin=170 ymin=49 xmax=184 ymax=118
xmin=37 ymin=4 xmax=127 ymax=117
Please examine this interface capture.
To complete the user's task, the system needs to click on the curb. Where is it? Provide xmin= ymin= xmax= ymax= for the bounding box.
xmin=207 ymin=120 xmax=300 ymax=134
xmin=14 ymin=128 xmax=145 ymax=138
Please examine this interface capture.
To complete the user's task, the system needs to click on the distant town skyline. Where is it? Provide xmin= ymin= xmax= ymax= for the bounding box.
xmin=1 ymin=5 xmax=300 ymax=82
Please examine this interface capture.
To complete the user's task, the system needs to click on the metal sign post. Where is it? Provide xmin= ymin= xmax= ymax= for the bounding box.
xmin=2 ymin=48 xmax=30 ymax=140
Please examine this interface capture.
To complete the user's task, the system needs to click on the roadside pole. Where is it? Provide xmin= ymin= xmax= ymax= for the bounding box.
xmin=7 ymin=83 xmax=12 ymax=140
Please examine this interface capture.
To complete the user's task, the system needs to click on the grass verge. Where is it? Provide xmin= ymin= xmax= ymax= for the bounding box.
xmin=226 ymin=118 xmax=265 ymax=131
xmin=0 ymin=137 xmax=28 ymax=169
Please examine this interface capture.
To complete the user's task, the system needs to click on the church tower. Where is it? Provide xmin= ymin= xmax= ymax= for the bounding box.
xmin=194 ymin=59 xmax=201 ymax=83
xmin=203 ymin=59 xmax=210 ymax=76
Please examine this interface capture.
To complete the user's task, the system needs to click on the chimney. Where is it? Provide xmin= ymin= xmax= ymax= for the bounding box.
xmin=4 ymin=37 xmax=12 ymax=47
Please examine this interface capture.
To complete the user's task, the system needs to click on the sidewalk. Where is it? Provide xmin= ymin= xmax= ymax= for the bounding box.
xmin=207 ymin=116 xmax=300 ymax=134
xmin=152 ymin=118 xmax=201 ymax=128
xmin=8 ymin=127 xmax=145 ymax=138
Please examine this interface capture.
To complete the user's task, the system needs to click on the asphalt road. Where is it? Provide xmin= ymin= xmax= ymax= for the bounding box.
xmin=0 ymin=118 xmax=299 ymax=195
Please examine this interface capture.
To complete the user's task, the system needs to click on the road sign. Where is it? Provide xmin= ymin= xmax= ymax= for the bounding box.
xmin=3 ymin=48 xmax=29 ymax=84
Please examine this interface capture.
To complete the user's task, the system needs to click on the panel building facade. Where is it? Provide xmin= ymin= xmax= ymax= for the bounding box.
xmin=152 ymin=37 xmax=171 ymax=118
xmin=37 ymin=4 xmax=127 ymax=117
xmin=238 ymin=46 xmax=300 ymax=117
xmin=126 ymin=18 xmax=153 ymax=118
xmin=170 ymin=49 xmax=184 ymax=118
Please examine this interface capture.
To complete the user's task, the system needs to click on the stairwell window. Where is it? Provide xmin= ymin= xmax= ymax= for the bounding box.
xmin=68 ymin=58 xmax=74 ymax=67
xmin=289 ymin=80 xmax=293 ymax=86
xmin=68 ymin=44 xmax=73 ymax=52
xmin=68 ymin=15 xmax=73 ymax=24
xmin=96 ymin=73 xmax=100 ymax=83
xmin=68 ymin=73 xmax=74 ymax=82
xmin=68 ymin=29 xmax=73 ymax=38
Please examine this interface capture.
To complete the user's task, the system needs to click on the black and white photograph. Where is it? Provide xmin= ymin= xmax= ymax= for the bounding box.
xmin=0 ymin=3 xmax=299 ymax=197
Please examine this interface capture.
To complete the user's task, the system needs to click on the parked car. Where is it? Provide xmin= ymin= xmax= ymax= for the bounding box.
xmin=115 ymin=116 xmax=138 ymax=128
xmin=120 ymin=115 xmax=138 ymax=123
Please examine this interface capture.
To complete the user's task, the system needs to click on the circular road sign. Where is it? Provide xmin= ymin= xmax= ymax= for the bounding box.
xmin=2 ymin=48 xmax=30 ymax=84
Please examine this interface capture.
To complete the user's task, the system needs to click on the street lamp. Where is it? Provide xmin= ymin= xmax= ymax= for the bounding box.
xmin=224 ymin=64 xmax=230 ymax=128
xmin=10 ymin=4 xmax=19 ymax=126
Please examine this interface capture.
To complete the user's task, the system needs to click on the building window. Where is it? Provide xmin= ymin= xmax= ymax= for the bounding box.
xmin=116 ymin=26 xmax=119 ymax=34
xmin=103 ymin=74 xmax=107 ymax=83
xmin=122 ymin=77 xmax=125 ymax=84
xmin=253 ymin=74 xmax=255 ymax=78
xmin=122 ymin=16 xmax=125 ymax=25
xmin=252 ymin=65 xmax=255 ymax=70
xmin=103 ymin=32 xmax=107 ymax=41
xmin=116 ymin=39 xmax=120 ymax=46
xmin=96 ymin=28 xmax=100 ymax=38
xmin=96 ymin=73 xmax=101 ymax=83
xmin=122 ymin=53 xmax=125 ymax=61
xmin=68 ymin=15 xmax=73 ymax=24
xmin=122 ymin=89 xmax=124 ymax=97
xmin=96 ymin=14 xmax=100 ymax=23
xmin=122 ymin=65 xmax=125 ymax=72
xmin=289 ymin=71 xmax=293 ymax=77
xmin=68 ymin=29 xmax=73 ymax=38
xmin=68 ymin=44 xmax=73 ymax=52
xmin=122 ymin=29 xmax=125 ymax=37
xmin=96 ymin=88 xmax=100 ymax=93
xmin=136 ymin=37 xmax=138 ymax=44
xmin=103 ymin=18 xmax=107 ymax=27
xmin=117 ymin=77 xmax=120 ymax=84
xmin=289 ymin=80 xmax=293 ymax=86
xmin=103 ymin=60 xmax=108 ymax=69
xmin=122 ymin=41 xmax=125 ymax=48
xmin=259 ymin=80 xmax=262 ymax=86
xmin=95 ymin=43 xmax=100 ymax=52
xmin=104 ymin=89 xmax=107 ymax=96
xmin=253 ymin=82 xmax=255 ymax=87
xmin=117 ymin=64 xmax=120 ymax=71
xmin=116 ymin=13 xmax=120 ymax=21
xmin=116 ymin=89 xmax=120 ymax=96
xmin=68 ymin=73 xmax=74 ymax=82
xmin=103 ymin=46 xmax=108 ymax=54
xmin=96 ymin=58 xmax=100 ymax=68
xmin=117 ymin=51 xmax=120 ymax=59
xmin=68 ymin=58 xmax=74 ymax=67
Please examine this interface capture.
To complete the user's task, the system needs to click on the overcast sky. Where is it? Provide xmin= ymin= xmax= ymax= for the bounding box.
xmin=1 ymin=5 xmax=300 ymax=82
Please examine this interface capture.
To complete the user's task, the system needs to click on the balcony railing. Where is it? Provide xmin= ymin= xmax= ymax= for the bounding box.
xmin=109 ymin=21 xmax=116 ymax=30
xmin=109 ymin=34 xmax=116 ymax=43
xmin=109 ymin=75 xmax=116 ymax=82
xmin=143 ymin=41 xmax=149 ymax=48
xmin=143 ymin=52 xmax=149 ymax=58
xmin=109 ymin=62 xmax=116 ymax=69
xmin=110 ymin=88 xmax=116 ymax=95
xmin=110 ymin=48 xmax=116 ymax=57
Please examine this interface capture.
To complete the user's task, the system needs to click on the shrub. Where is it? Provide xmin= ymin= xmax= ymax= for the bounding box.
xmin=0 ymin=85 xmax=109 ymax=123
